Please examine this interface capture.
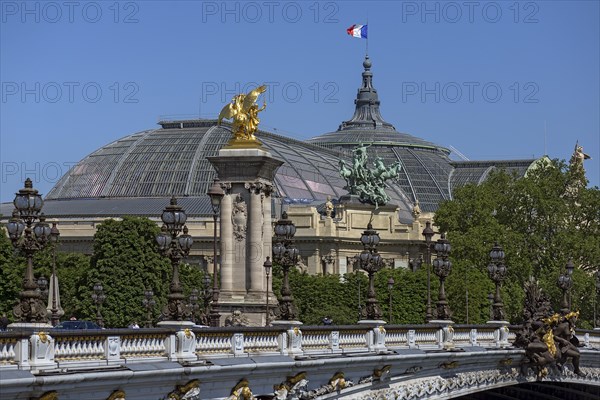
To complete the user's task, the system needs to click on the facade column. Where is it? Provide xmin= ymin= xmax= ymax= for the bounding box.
xmin=219 ymin=187 xmax=233 ymax=294
xmin=246 ymin=183 xmax=263 ymax=294
xmin=262 ymin=187 xmax=273 ymax=293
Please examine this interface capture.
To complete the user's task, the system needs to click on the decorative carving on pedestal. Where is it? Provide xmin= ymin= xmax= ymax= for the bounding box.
xmin=30 ymin=331 xmax=55 ymax=368
xmin=174 ymin=329 xmax=196 ymax=362
xmin=225 ymin=310 xmax=250 ymax=327
xmin=165 ymin=380 xmax=200 ymax=400
xmin=232 ymin=194 xmax=247 ymax=241
xmin=106 ymin=336 xmax=120 ymax=361
xmin=273 ymin=372 xmax=309 ymax=400
xmin=227 ymin=379 xmax=254 ymax=400
xmin=271 ymin=371 xmax=356 ymax=400
xmin=357 ymin=365 xmax=392 ymax=385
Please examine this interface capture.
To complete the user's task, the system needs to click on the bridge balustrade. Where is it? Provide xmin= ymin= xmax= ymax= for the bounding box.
xmin=3 ymin=323 xmax=593 ymax=371
xmin=1 ymin=326 xmax=599 ymax=400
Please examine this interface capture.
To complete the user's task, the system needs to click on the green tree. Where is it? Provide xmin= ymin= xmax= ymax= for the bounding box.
xmin=273 ymin=265 xmax=434 ymax=326
xmin=86 ymin=216 xmax=171 ymax=327
xmin=435 ymin=159 xmax=600 ymax=326
xmin=0 ymin=227 xmax=22 ymax=319
xmin=85 ymin=216 xmax=208 ymax=327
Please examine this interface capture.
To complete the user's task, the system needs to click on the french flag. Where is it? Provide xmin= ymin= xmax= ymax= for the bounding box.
xmin=347 ymin=24 xmax=368 ymax=39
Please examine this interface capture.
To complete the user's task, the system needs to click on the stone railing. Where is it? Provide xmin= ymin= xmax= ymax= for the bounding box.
xmin=1 ymin=324 xmax=599 ymax=372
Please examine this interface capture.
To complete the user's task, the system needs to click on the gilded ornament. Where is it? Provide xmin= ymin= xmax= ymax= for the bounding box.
xmin=228 ymin=378 xmax=254 ymax=400
xmin=38 ymin=331 xmax=48 ymax=343
xmin=106 ymin=390 xmax=126 ymax=400
xmin=38 ymin=392 xmax=59 ymax=400
xmin=218 ymin=85 xmax=267 ymax=148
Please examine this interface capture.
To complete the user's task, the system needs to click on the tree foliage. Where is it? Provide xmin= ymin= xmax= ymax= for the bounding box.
xmin=85 ymin=216 xmax=170 ymax=327
xmin=0 ymin=226 xmax=92 ymax=323
xmin=435 ymin=159 xmax=600 ymax=327
xmin=86 ymin=216 xmax=207 ymax=327
xmin=0 ymin=227 xmax=21 ymax=319
xmin=272 ymin=265 xmax=433 ymax=325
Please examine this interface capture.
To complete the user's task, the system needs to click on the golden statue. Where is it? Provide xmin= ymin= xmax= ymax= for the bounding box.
xmin=218 ymin=85 xmax=267 ymax=148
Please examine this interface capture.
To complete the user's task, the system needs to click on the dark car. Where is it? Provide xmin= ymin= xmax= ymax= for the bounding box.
xmin=53 ymin=320 xmax=102 ymax=330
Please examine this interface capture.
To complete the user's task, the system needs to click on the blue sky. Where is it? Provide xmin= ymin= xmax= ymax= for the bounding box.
xmin=1 ymin=0 xmax=598 ymax=202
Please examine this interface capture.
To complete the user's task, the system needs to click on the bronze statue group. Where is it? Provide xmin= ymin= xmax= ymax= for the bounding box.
xmin=514 ymin=278 xmax=583 ymax=378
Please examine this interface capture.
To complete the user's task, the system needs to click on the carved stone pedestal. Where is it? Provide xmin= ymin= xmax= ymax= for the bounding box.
xmin=208 ymin=146 xmax=283 ymax=327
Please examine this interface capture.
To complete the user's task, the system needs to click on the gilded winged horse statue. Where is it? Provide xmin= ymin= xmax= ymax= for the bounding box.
xmin=218 ymin=85 xmax=267 ymax=147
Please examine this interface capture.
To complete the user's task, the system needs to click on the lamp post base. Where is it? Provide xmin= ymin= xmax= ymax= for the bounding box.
xmin=358 ymin=319 xmax=387 ymax=326
xmin=7 ymin=322 xmax=52 ymax=331
xmin=486 ymin=320 xmax=510 ymax=325
xmin=271 ymin=320 xmax=303 ymax=327
xmin=157 ymin=320 xmax=196 ymax=329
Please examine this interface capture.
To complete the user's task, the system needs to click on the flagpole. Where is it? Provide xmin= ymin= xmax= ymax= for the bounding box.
xmin=366 ymin=17 xmax=369 ymax=56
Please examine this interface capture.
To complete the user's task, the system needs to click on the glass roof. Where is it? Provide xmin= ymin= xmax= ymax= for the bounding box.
xmin=46 ymin=120 xmax=414 ymax=218
xmin=43 ymin=56 xmax=536 ymax=218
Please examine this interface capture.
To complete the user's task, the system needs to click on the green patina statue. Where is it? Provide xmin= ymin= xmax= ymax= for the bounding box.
xmin=339 ymin=143 xmax=401 ymax=208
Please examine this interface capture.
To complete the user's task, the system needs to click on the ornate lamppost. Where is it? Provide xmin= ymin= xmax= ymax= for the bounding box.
xmin=487 ymin=242 xmax=507 ymax=321
xmin=272 ymin=212 xmax=299 ymax=321
xmin=207 ymin=179 xmax=224 ymax=327
xmin=6 ymin=178 xmax=51 ymax=324
xmin=422 ymin=221 xmax=435 ymax=322
xmin=432 ymin=233 xmax=452 ymax=321
xmin=387 ymin=277 xmax=395 ymax=324
xmin=49 ymin=222 xmax=62 ymax=326
xmin=358 ymin=223 xmax=384 ymax=321
xmin=263 ymin=257 xmax=272 ymax=326
xmin=198 ymin=267 xmax=212 ymax=326
xmin=156 ymin=197 xmax=194 ymax=322
xmin=92 ymin=282 xmax=106 ymax=328
xmin=557 ymin=259 xmax=575 ymax=314
xmin=188 ymin=289 xmax=200 ymax=324
xmin=142 ymin=288 xmax=156 ymax=328
xmin=37 ymin=276 xmax=48 ymax=303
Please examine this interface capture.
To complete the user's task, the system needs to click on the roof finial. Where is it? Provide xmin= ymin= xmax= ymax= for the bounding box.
xmin=335 ymin=55 xmax=395 ymax=132
xmin=363 ymin=55 xmax=371 ymax=71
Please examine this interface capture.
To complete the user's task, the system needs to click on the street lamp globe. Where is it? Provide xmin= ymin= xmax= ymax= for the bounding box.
xmin=6 ymin=210 xmax=25 ymax=241
xmin=33 ymin=214 xmax=51 ymax=241
xmin=156 ymin=225 xmax=172 ymax=251
xmin=565 ymin=259 xmax=575 ymax=276
xmin=161 ymin=196 xmax=187 ymax=232
xmin=207 ymin=178 xmax=224 ymax=213
xmin=274 ymin=211 xmax=296 ymax=239
xmin=13 ymin=178 xmax=43 ymax=218
xmin=177 ymin=226 xmax=193 ymax=253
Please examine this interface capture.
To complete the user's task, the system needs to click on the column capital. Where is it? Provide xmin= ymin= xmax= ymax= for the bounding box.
xmin=244 ymin=181 xmax=274 ymax=196
xmin=219 ymin=181 xmax=232 ymax=194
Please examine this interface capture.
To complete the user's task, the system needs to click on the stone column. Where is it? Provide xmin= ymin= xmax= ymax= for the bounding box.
xmin=262 ymin=187 xmax=273 ymax=293
xmin=246 ymin=183 xmax=263 ymax=294
xmin=220 ymin=189 xmax=233 ymax=294
xmin=208 ymin=147 xmax=283 ymax=325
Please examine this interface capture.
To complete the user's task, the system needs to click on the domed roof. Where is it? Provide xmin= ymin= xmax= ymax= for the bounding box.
xmin=45 ymin=119 xmax=414 ymax=219
xmin=307 ymin=56 xmax=453 ymax=212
